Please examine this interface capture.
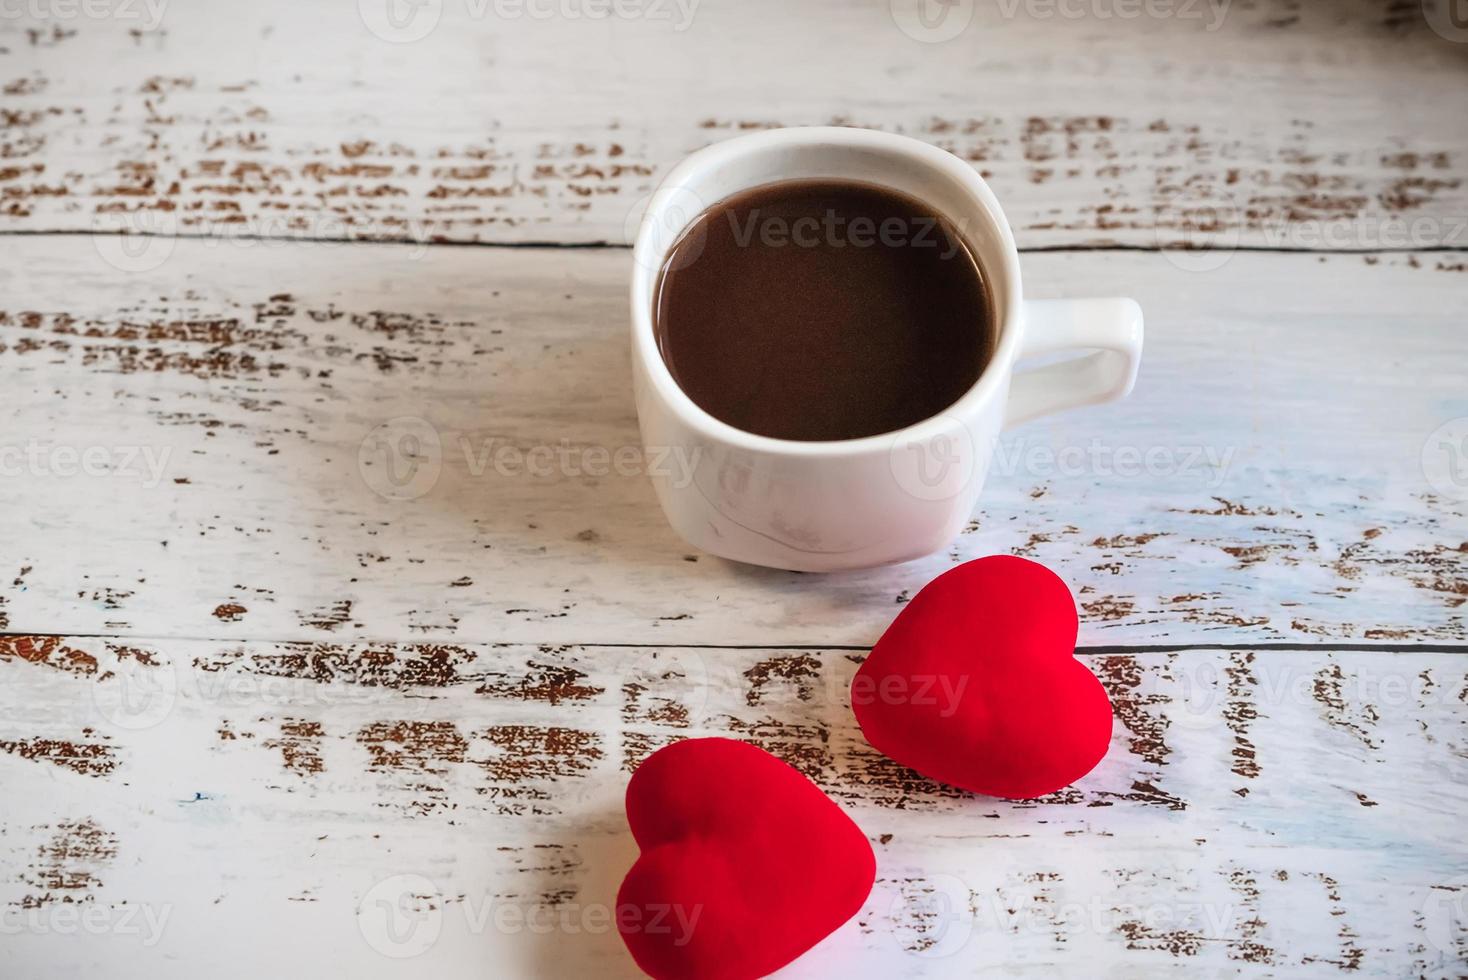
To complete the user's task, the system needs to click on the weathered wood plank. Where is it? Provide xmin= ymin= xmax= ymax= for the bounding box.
xmin=2 ymin=0 xmax=1466 ymax=248
xmin=1 ymin=237 xmax=1464 ymax=645
xmin=1 ymin=638 xmax=1464 ymax=976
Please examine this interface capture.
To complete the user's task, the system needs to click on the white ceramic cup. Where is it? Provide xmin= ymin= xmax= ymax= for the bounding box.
xmin=630 ymin=127 xmax=1142 ymax=572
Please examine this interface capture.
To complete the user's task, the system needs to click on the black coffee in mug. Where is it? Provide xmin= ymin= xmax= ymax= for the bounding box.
xmin=652 ymin=179 xmax=995 ymax=442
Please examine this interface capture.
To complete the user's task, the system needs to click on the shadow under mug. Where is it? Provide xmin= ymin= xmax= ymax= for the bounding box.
xmin=630 ymin=127 xmax=1143 ymax=572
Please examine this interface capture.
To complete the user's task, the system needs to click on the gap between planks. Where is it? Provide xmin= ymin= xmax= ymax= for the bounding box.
xmin=2 ymin=630 xmax=1466 ymax=656
xmin=7 ymin=228 xmax=1468 ymax=256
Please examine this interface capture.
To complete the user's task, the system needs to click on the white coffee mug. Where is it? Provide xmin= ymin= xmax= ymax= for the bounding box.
xmin=630 ymin=127 xmax=1142 ymax=572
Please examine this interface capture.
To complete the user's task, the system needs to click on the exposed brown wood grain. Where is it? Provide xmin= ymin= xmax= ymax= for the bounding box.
xmin=4 ymin=634 xmax=1464 ymax=818
xmin=1 ymin=634 xmax=1463 ymax=974
xmin=0 ymin=731 xmax=117 ymax=776
xmin=3 ymin=1 xmax=1466 ymax=248
xmin=15 ymin=819 xmax=118 ymax=908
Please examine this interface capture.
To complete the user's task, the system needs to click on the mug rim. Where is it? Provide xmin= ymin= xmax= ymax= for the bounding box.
xmin=629 ymin=126 xmax=1024 ymax=457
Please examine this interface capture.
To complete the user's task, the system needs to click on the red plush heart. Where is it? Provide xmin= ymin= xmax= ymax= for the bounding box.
xmin=616 ymin=737 xmax=875 ymax=980
xmin=852 ymin=555 xmax=1112 ymax=799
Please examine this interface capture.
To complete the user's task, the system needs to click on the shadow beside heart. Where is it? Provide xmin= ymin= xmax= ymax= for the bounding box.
xmin=518 ymin=801 xmax=646 ymax=980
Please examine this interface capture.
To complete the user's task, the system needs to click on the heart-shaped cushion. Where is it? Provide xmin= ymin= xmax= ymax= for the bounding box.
xmin=852 ymin=555 xmax=1112 ymax=798
xmin=616 ymin=737 xmax=875 ymax=980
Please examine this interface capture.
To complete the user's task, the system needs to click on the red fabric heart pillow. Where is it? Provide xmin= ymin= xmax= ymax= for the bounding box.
xmin=852 ymin=555 xmax=1112 ymax=798
xmin=617 ymin=738 xmax=875 ymax=980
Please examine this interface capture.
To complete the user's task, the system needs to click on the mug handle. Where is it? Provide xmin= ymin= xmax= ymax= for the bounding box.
xmin=1003 ymin=298 xmax=1144 ymax=429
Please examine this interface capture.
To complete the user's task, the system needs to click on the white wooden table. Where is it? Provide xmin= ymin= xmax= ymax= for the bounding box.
xmin=2 ymin=2 xmax=1466 ymax=977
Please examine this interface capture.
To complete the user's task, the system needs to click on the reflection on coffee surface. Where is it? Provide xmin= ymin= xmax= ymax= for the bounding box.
xmin=653 ymin=179 xmax=994 ymax=442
